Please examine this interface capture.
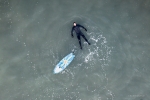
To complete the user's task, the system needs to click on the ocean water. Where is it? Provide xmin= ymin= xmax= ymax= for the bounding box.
xmin=0 ymin=0 xmax=150 ymax=100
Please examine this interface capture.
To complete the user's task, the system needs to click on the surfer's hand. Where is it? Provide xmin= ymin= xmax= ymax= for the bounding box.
xmin=85 ymin=29 xmax=87 ymax=31
xmin=71 ymin=35 xmax=74 ymax=38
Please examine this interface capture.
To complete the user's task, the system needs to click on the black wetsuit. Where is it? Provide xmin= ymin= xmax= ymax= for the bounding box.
xmin=71 ymin=24 xmax=90 ymax=49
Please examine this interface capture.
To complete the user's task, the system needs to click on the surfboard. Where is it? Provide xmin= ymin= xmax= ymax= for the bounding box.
xmin=53 ymin=53 xmax=75 ymax=74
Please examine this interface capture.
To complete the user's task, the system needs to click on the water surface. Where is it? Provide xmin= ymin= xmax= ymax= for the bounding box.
xmin=0 ymin=0 xmax=150 ymax=100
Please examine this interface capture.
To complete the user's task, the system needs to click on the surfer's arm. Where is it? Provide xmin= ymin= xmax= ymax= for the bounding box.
xmin=71 ymin=27 xmax=74 ymax=37
xmin=79 ymin=24 xmax=87 ymax=31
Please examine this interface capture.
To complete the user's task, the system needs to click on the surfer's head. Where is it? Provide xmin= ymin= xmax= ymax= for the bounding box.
xmin=73 ymin=22 xmax=76 ymax=26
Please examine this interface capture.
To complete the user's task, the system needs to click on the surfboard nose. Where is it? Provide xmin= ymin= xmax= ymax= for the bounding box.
xmin=54 ymin=66 xmax=62 ymax=74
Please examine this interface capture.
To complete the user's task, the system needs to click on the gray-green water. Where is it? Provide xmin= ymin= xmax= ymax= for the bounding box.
xmin=0 ymin=0 xmax=150 ymax=100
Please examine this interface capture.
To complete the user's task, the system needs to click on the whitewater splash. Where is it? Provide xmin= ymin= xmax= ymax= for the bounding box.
xmin=83 ymin=26 xmax=112 ymax=66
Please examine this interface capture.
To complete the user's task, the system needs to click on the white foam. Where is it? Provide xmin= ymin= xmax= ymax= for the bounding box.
xmin=83 ymin=30 xmax=111 ymax=65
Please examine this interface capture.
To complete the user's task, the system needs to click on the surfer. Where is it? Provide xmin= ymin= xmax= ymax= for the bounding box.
xmin=71 ymin=22 xmax=90 ymax=49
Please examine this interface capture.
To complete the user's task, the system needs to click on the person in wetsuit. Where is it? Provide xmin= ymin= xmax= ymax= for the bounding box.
xmin=71 ymin=22 xmax=90 ymax=49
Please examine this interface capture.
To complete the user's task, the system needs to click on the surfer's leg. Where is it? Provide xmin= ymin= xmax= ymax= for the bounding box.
xmin=81 ymin=34 xmax=91 ymax=45
xmin=77 ymin=35 xmax=82 ymax=49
